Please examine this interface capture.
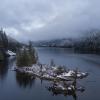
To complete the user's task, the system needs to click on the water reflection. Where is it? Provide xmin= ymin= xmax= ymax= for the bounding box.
xmin=47 ymin=87 xmax=77 ymax=100
xmin=0 ymin=60 xmax=8 ymax=80
xmin=0 ymin=57 xmax=16 ymax=80
xmin=46 ymin=81 xmax=85 ymax=100
xmin=15 ymin=70 xmax=86 ymax=100
xmin=16 ymin=72 xmax=36 ymax=88
xmin=7 ymin=56 xmax=16 ymax=68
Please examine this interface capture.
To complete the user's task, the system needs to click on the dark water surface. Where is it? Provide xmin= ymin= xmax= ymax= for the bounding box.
xmin=0 ymin=47 xmax=100 ymax=100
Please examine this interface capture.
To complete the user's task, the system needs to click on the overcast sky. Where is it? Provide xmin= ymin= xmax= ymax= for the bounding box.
xmin=0 ymin=0 xmax=100 ymax=42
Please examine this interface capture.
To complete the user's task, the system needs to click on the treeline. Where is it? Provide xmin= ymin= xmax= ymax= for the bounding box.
xmin=0 ymin=28 xmax=8 ymax=50
xmin=0 ymin=28 xmax=38 ymax=66
xmin=16 ymin=41 xmax=38 ymax=67
xmin=0 ymin=28 xmax=8 ymax=60
xmin=0 ymin=28 xmax=23 ymax=51
xmin=0 ymin=28 xmax=23 ymax=60
xmin=74 ymin=31 xmax=100 ymax=54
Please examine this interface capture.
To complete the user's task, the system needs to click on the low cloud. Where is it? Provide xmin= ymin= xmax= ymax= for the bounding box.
xmin=0 ymin=0 xmax=100 ymax=42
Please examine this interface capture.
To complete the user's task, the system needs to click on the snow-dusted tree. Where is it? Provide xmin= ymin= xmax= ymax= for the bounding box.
xmin=16 ymin=42 xmax=38 ymax=67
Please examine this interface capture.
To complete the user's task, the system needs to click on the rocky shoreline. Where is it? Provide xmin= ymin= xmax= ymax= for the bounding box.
xmin=12 ymin=64 xmax=88 ymax=93
xmin=13 ymin=64 xmax=88 ymax=81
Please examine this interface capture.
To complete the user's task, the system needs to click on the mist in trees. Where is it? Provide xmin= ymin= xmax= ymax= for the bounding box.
xmin=0 ymin=28 xmax=8 ymax=60
xmin=74 ymin=31 xmax=100 ymax=54
xmin=0 ymin=28 xmax=8 ymax=50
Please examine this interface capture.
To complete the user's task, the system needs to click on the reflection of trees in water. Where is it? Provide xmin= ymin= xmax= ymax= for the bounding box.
xmin=0 ymin=57 xmax=16 ymax=80
xmin=47 ymin=86 xmax=77 ymax=100
xmin=16 ymin=72 xmax=36 ymax=88
xmin=0 ymin=60 xmax=8 ymax=80
xmin=46 ymin=81 xmax=85 ymax=100
xmin=15 ymin=72 xmax=85 ymax=100
xmin=7 ymin=57 xmax=16 ymax=68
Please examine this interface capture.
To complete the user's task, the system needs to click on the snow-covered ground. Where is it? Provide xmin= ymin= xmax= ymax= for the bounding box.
xmin=6 ymin=50 xmax=16 ymax=56
xmin=13 ymin=64 xmax=88 ymax=93
xmin=14 ymin=64 xmax=88 ymax=81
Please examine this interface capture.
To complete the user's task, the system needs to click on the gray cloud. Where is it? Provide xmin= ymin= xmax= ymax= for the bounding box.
xmin=0 ymin=0 xmax=100 ymax=42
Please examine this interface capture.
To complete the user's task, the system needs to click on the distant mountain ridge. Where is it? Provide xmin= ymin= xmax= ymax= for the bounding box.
xmin=7 ymin=35 xmax=24 ymax=52
xmin=32 ymin=38 xmax=76 ymax=48
xmin=32 ymin=30 xmax=100 ymax=54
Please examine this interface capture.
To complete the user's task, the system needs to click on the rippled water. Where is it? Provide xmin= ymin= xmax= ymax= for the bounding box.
xmin=0 ymin=47 xmax=100 ymax=100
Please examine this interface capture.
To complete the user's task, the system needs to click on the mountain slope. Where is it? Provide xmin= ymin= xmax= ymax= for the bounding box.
xmin=32 ymin=38 xmax=75 ymax=48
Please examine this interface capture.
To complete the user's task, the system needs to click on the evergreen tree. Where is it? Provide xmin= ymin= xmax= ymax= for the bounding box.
xmin=0 ymin=28 xmax=8 ymax=59
xmin=0 ymin=28 xmax=8 ymax=50
xmin=16 ymin=42 xmax=38 ymax=67
xmin=28 ymin=41 xmax=38 ymax=64
xmin=17 ymin=48 xmax=33 ymax=67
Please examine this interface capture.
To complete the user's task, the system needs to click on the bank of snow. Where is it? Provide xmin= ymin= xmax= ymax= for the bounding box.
xmin=14 ymin=64 xmax=88 ymax=81
xmin=6 ymin=50 xmax=16 ymax=56
xmin=13 ymin=64 xmax=88 ymax=94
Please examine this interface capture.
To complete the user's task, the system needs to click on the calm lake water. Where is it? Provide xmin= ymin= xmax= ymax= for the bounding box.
xmin=0 ymin=47 xmax=100 ymax=100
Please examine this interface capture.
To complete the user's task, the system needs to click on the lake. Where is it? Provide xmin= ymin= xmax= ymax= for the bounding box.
xmin=0 ymin=47 xmax=100 ymax=100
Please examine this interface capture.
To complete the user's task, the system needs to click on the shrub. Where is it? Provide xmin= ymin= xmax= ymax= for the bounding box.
xmin=55 ymin=66 xmax=66 ymax=75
